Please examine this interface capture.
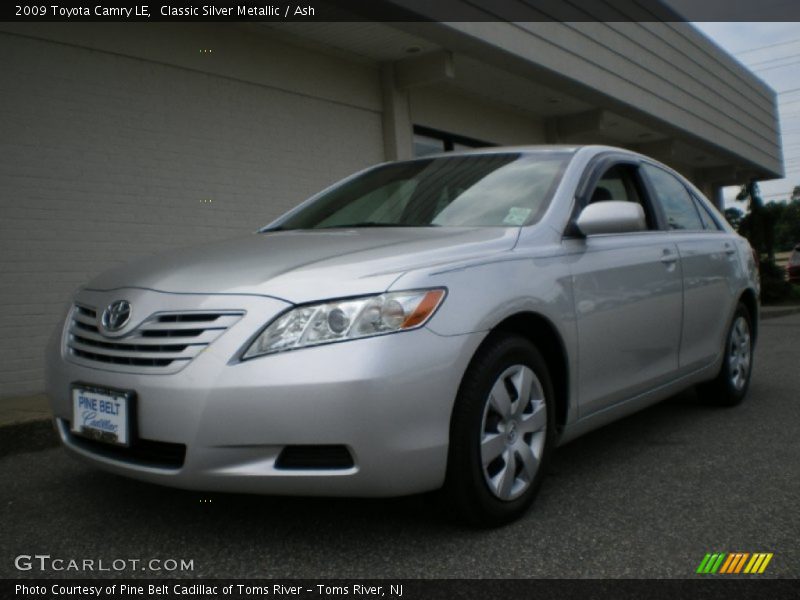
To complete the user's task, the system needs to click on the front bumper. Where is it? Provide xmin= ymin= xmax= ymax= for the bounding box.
xmin=45 ymin=290 xmax=484 ymax=497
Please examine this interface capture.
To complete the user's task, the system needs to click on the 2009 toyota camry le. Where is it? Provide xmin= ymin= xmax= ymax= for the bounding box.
xmin=45 ymin=145 xmax=758 ymax=525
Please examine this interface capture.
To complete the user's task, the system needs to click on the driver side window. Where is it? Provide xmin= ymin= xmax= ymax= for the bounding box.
xmin=589 ymin=164 xmax=656 ymax=230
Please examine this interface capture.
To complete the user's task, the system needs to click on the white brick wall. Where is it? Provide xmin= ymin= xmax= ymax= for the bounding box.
xmin=0 ymin=30 xmax=384 ymax=398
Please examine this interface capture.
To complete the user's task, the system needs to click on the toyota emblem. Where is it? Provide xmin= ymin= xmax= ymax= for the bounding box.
xmin=101 ymin=300 xmax=132 ymax=332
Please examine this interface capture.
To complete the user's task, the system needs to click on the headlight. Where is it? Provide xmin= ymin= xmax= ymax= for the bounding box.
xmin=241 ymin=289 xmax=446 ymax=359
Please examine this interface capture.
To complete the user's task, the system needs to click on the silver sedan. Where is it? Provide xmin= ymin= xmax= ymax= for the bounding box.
xmin=45 ymin=146 xmax=758 ymax=525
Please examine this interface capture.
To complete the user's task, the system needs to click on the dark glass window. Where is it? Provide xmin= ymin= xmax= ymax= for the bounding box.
xmin=412 ymin=125 xmax=493 ymax=157
xmin=413 ymin=133 xmax=446 ymax=157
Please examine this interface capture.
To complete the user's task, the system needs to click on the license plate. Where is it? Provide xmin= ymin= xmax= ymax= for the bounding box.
xmin=71 ymin=385 xmax=131 ymax=446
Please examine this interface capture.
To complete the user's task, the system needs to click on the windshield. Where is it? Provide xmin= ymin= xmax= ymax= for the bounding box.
xmin=268 ymin=152 xmax=571 ymax=230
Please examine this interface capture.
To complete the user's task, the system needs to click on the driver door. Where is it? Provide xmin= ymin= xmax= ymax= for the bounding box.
xmin=566 ymin=159 xmax=683 ymax=417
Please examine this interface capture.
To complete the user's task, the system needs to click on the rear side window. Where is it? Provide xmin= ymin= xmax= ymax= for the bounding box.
xmin=643 ymin=164 xmax=704 ymax=231
xmin=691 ymin=193 xmax=723 ymax=231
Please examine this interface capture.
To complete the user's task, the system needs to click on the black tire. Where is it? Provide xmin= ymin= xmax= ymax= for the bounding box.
xmin=697 ymin=303 xmax=754 ymax=407
xmin=442 ymin=334 xmax=555 ymax=527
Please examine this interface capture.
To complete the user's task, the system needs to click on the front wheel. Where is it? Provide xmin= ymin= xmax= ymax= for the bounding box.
xmin=442 ymin=334 xmax=555 ymax=526
xmin=697 ymin=303 xmax=754 ymax=406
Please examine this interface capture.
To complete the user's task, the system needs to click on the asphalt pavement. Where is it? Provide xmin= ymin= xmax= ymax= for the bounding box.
xmin=1 ymin=314 xmax=799 ymax=579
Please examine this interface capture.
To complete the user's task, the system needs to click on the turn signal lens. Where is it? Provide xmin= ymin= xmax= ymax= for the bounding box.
xmin=401 ymin=290 xmax=446 ymax=329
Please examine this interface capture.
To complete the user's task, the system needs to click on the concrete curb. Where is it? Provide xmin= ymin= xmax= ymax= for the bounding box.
xmin=761 ymin=306 xmax=800 ymax=320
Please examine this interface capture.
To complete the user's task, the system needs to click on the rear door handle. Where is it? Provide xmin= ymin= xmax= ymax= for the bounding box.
xmin=724 ymin=243 xmax=736 ymax=255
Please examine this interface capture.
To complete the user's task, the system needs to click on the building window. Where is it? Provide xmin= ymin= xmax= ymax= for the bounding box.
xmin=412 ymin=125 xmax=494 ymax=157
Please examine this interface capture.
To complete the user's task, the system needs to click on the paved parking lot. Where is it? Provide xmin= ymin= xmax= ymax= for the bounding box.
xmin=1 ymin=314 xmax=798 ymax=579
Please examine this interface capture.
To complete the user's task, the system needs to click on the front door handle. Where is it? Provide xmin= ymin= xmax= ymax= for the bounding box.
xmin=660 ymin=249 xmax=678 ymax=264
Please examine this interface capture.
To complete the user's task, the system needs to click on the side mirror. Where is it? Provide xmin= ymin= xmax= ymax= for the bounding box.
xmin=575 ymin=201 xmax=646 ymax=236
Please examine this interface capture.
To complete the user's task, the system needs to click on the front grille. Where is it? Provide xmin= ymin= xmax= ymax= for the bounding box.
xmin=63 ymin=420 xmax=186 ymax=469
xmin=66 ymin=305 xmax=243 ymax=374
xmin=275 ymin=445 xmax=355 ymax=470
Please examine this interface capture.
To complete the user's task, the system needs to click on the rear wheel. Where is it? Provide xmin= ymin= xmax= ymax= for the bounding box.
xmin=698 ymin=303 xmax=754 ymax=406
xmin=442 ymin=334 xmax=554 ymax=526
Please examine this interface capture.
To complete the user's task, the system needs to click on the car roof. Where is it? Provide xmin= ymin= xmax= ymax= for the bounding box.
xmin=409 ymin=144 xmax=638 ymax=161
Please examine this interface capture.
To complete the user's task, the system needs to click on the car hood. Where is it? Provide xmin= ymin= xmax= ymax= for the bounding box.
xmin=84 ymin=228 xmax=519 ymax=304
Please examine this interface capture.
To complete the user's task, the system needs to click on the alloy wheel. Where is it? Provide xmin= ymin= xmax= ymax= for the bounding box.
xmin=728 ymin=315 xmax=751 ymax=391
xmin=480 ymin=364 xmax=547 ymax=501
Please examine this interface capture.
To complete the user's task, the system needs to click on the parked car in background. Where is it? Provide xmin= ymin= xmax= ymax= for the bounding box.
xmin=45 ymin=146 xmax=759 ymax=526
xmin=788 ymin=244 xmax=800 ymax=283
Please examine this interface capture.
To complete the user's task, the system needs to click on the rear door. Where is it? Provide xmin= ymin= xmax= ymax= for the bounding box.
xmin=640 ymin=163 xmax=739 ymax=371
xmin=567 ymin=158 xmax=683 ymax=417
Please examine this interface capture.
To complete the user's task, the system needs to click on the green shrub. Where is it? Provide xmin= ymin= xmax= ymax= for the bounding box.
xmin=759 ymin=260 xmax=793 ymax=304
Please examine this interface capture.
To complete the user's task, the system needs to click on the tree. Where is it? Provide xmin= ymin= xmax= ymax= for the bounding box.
xmin=792 ymin=186 xmax=800 ymax=202
xmin=762 ymin=202 xmax=786 ymax=260
xmin=724 ymin=207 xmax=743 ymax=230
xmin=774 ymin=199 xmax=800 ymax=251
xmin=735 ymin=183 xmax=797 ymax=303
xmin=736 ymin=180 xmax=767 ymax=259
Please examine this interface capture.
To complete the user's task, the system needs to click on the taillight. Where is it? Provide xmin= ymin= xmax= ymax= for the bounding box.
xmin=750 ymin=246 xmax=759 ymax=272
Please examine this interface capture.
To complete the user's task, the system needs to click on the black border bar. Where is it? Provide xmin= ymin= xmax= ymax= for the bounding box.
xmin=5 ymin=0 xmax=800 ymax=23
xmin=5 ymin=579 xmax=800 ymax=600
